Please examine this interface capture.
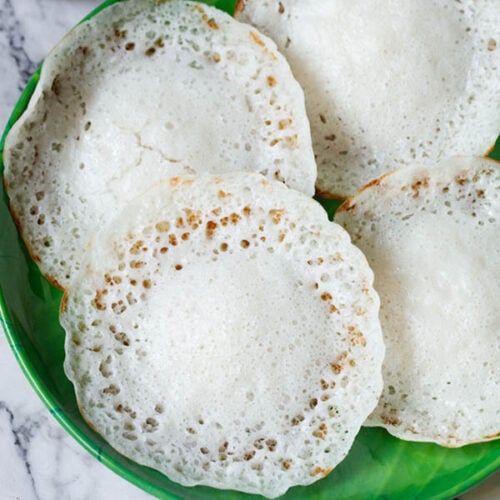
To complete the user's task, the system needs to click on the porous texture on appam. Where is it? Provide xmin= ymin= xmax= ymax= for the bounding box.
xmin=336 ymin=157 xmax=500 ymax=447
xmin=61 ymin=173 xmax=384 ymax=497
xmin=3 ymin=0 xmax=316 ymax=290
xmin=236 ymin=0 xmax=500 ymax=198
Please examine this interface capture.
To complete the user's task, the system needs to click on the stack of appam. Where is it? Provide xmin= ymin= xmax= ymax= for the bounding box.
xmin=3 ymin=0 xmax=499 ymax=497
xmin=238 ymin=0 xmax=500 ymax=449
xmin=3 ymin=0 xmax=388 ymax=497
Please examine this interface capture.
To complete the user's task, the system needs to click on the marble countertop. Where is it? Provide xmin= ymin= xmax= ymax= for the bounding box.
xmin=0 ymin=1 xmax=498 ymax=499
xmin=1 ymin=3 xmax=150 ymax=498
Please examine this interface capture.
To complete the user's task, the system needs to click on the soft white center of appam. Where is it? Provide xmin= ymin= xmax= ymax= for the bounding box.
xmin=142 ymin=252 xmax=325 ymax=424
xmin=372 ymin=211 xmax=498 ymax=404
xmin=81 ymin=59 xmax=265 ymax=198
xmin=288 ymin=0 xmax=469 ymax=151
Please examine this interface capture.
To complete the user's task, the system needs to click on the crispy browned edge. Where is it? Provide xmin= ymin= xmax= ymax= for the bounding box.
xmin=484 ymin=141 xmax=497 ymax=157
xmin=314 ymin=186 xmax=347 ymax=201
xmin=337 ymin=156 xmax=500 ymax=215
xmin=59 ymin=291 xmax=69 ymax=315
xmin=3 ymin=175 xmax=66 ymax=291
xmin=407 ymin=429 xmax=500 ymax=448
xmin=440 ymin=432 xmax=500 ymax=448
xmin=336 ymin=169 xmax=398 ymax=215
xmin=234 ymin=0 xmax=246 ymax=16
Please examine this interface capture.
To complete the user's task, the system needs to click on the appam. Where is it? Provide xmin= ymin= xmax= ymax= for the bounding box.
xmin=3 ymin=0 xmax=316 ymax=290
xmin=236 ymin=0 xmax=500 ymax=197
xmin=336 ymin=157 xmax=500 ymax=447
xmin=61 ymin=172 xmax=384 ymax=497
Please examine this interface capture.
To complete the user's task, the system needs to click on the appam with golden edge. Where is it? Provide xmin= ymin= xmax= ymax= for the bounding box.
xmin=236 ymin=0 xmax=500 ymax=198
xmin=61 ymin=172 xmax=384 ymax=498
xmin=336 ymin=157 xmax=500 ymax=447
xmin=3 ymin=0 xmax=316 ymax=290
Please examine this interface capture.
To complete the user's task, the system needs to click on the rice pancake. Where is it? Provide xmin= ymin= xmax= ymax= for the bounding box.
xmin=236 ymin=0 xmax=500 ymax=197
xmin=336 ymin=157 xmax=500 ymax=447
xmin=3 ymin=0 xmax=316 ymax=289
xmin=61 ymin=172 xmax=384 ymax=497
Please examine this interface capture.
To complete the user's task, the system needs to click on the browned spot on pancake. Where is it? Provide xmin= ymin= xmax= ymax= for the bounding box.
xmin=311 ymin=466 xmax=334 ymax=477
xmin=410 ymin=177 xmax=430 ymax=197
xmin=206 ymin=220 xmax=218 ymax=239
xmin=380 ymin=414 xmax=402 ymax=426
xmin=267 ymin=76 xmax=277 ymax=87
xmin=249 ymin=31 xmax=265 ymax=47
xmin=269 ymin=208 xmax=284 ymax=224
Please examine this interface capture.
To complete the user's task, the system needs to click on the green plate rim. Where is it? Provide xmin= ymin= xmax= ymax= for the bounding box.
xmin=0 ymin=0 xmax=499 ymax=498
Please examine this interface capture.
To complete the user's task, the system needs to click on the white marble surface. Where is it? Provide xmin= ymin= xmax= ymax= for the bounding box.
xmin=1 ymin=4 xmax=147 ymax=499
xmin=0 ymin=1 xmax=498 ymax=499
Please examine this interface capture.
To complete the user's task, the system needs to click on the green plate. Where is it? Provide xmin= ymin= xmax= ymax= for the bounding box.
xmin=1 ymin=1 xmax=499 ymax=498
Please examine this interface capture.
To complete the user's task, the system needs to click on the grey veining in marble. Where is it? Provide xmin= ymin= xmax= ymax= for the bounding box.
xmin=0 ymin=1 xmax=497 ymax=499
xmin=0 ymin=0 xmax=102 ymax=127
xmin=0 ymin=1 xmax=151 ymax=498
xmin=0 ymin=0 xmax=38 ymax=95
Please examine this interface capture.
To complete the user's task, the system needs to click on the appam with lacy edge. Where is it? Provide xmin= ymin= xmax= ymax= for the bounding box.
xmin=61 ymin=172 xmax=384 ymax=497
xmin=3 ymin=0 xmax=316 ymax=290
xmin=336 ymin=157 xmax=500 ymax=447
